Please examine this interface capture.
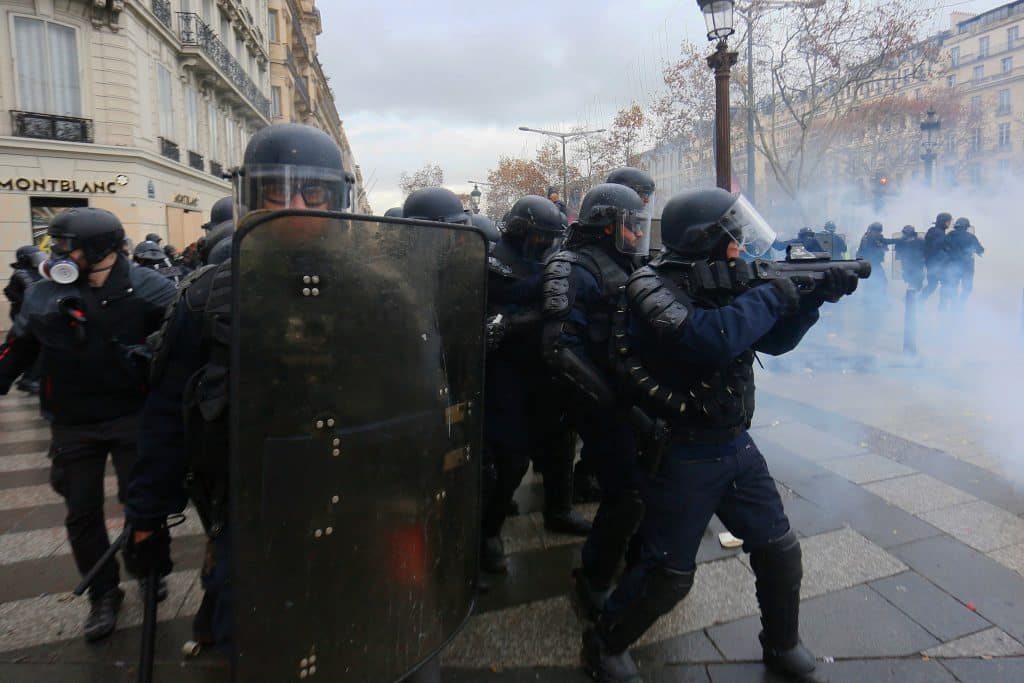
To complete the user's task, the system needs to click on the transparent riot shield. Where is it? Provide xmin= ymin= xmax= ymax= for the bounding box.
xmin=230 ymin=212 xmax=487 ymax=682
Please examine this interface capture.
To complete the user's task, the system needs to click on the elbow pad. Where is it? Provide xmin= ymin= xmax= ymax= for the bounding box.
xmin=626 ymin=267 xmax=692 ymax=343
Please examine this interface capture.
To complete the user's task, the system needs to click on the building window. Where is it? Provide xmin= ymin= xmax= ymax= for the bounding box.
xmin=999 ymin=158 xmax=1011 ymax=172
xmin=186 ymin=86 xmax=199 ymax=150
xmin=271 ymin=86 xmax=282 ymax=117
xmin=979 ymin=36 xmax=990 ymax=58
xmin=1009 ymin=26 xmax=1019 ymax=50
xmin=947 ymin=74 xmax=957 ymax=87
xmin=945 ymin=166 xmax=957 ymax=186
xmin=268 ymin=9 xmax=278 ymax=41
xmin=999 ymin=89 xmax=1012 ymax=114
xmin=1003 ymin=56 xmax=1013 ymax=74
xmin=226 ymin=117 xmax=236 ymax=164
xmin=973 ymin=65 xmax=984 ymax=81
xmin=12 ymin=16 xmax=81 ymax=116
xmin=998 ymin=122 xmax=1011 ymax=148
xmin=969 ymin=164 xmax=982 ymax=185
xmin=951 ymin=46 xmax=960 ymax=67
xmin=157 ymin=63 xmax=175 ymax=138
xmin=945 ymin=135 xmax=956 ymax=154
xmin=971 ymin=95 xmax=982 ymax=114
xmin=208 ymin=101 xmax=219 ymax=159
xmin=970 ymin=128 xmax=982 ymax=153
xmin=220 ymin=10 xmax=229 ymax=42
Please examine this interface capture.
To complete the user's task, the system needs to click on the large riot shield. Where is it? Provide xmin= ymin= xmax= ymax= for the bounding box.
xmin=230 ymin=212 xmax=487 ymax=682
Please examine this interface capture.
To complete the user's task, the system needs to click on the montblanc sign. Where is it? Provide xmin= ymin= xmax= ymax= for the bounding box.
xmin=0 ymin=177 xmax=119 ymax=193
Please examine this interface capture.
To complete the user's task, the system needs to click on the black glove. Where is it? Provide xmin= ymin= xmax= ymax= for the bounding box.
xmin=485 ymin=314 xmax=509 ymax=351
xmin=769 ymin=278 xmax=801 ymax=318
xmin=816 ymin=267 xmax=859 ymax=303
xmin=123 ymin=525 xmax=173 ymax=579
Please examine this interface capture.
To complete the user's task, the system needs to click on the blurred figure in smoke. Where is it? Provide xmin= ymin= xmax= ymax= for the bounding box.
xmin=944 ymin=217 xmax=984 ymax=308
xmin=820 ymin=220 xmax=848 ymax=260
xmin=856 ymin=222 xmax=896 ymax=308
xmin=894 ymin=225 xmax=926 ymax=291
xmin=920 ymin=212 xmax=952 ymax=307
xmin=797 ymin=227 xmax=824 ymax=253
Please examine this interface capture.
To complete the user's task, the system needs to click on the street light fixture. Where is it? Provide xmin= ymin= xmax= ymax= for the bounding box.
xmin=466 ymin=180 xmax=492 ymax=214
xmin=698 ymin=0 xmax=738 ymax=191
xmin=517 ymin=126 xmax=607 ymax=201
xmin=919 ymin=110 xmax=941 ymax=188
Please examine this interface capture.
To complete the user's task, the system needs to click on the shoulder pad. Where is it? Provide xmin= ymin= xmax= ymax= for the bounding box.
xmin=626 ymin=267 xmax=691 ymax=341
xmin=487 ymin=255 xmax=514 ymax=278
xmin=183 ymin=263 xmax=220 ymax=312
xmin=542 ymin=251 xmax=577 ymax=318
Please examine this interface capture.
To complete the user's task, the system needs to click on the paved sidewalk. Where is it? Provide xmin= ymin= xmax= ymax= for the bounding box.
xmin=1 ymin=343 xmax=1022 ymax=682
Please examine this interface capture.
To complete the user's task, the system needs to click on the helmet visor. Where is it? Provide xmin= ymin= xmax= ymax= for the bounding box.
xmin=237 ymin=164 xmax=352 ymax=219
xmin=719 ymin=195 xmax=777 ymax=258
xmin=522 ymin=224 xmax=563 ymax=262
xmin=615 ymin=208 xmax=652 ymax=255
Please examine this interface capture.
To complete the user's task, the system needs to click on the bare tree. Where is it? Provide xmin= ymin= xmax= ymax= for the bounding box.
xmin=398 ymin=162 xmax=445 ymax=196
xmin=603 ymin=103 xmax=651 ymax=167
xmin=484 ymin=156 xmax=549 ymax=221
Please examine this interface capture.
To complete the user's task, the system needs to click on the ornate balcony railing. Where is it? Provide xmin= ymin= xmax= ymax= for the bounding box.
xmin=286 ymin=47 xmax=311 ymax=110
xmin=188 ymin=151 xmax=204 ymax=171
xmin=210 ymin=161 xmax=224 ymax=178
xmin=152 ymin=0 xmax=171 ymax=29
xmin=11 ymin=111 xmax=93 ymax=143
xmin=287 ymin=0 xmax=312 ymax=59
xmin=160 ymin=136 xmax=180 ymax=161
xmin=177 ymin=12 xmax=271 ymax=119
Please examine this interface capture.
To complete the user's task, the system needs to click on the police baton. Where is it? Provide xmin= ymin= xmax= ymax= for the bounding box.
xmin=73 ymin=526 xmax=129 ymax=597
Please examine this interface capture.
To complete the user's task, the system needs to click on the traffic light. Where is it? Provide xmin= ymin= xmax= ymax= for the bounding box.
xmin=873 ymin=172 xmax=890 ymax=211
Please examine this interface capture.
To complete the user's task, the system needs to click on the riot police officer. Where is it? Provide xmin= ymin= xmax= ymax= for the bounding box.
xmin=0 ymin=208 xmax=176 ymax=642
xmin=796 ymin=227 xmax=825 ymax=253
xmin=606 ymin=167 xmax=656 ymax=207
xmin=3 ymin=245 xmax=45 ymax=392
xmin=921 ymin=212 xmax=952 ymax=306
xmin=541 ymin=183 xmax=650 ymax=630
xmin=202 ymin=196 xmax=233 ymax=232
xmin=469 ymin=212 xmax=500 ymax=245
xmin=403 ymin=187 xmax=471 ymax=224
xmin=480 ymin=195 xmax=590 ymax=573
xmin=134 ymin=240 xmax=182 ymax=285
xmin=581 ymin=188 xmax=857 ymax=682
xmin=944 ymin=217 xmax=984 ymax=306
xmin=820 ymin=220 xmax=848 ymax=260
xmin=894 ymin=225 xmax=926 ymax=291
xmin=384 ymin=206 xmax=404 ymax=218
xmin=856 ymin=222 xmax=896 ymax=306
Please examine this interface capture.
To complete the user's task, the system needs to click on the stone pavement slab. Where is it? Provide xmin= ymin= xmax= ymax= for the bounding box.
xmin=942 ymin=657 xmax=1024 ymax=683
xmin=820 ymin=453 xmax=915 ymax=484
xmin=444 ymin=596 xmax=578 ymax=668
xmin=869 ymin=571 xmax=991 ymax=642
xmin=923 ymin=627 xmax=1024 ymax=658
xmin=752 ymin=421 xmax=866 ymax=462
xmin=864 ymin=473 xmax=976 ymax=514
xmin=918 ymin=500 xmax=1024 ymax=553
xmin=706 ymin=585 xmax=940 ymax=661
xmin=990 ymin=543 xmax=1024 ymax=577
xmin=633 ymin=630 xmax=723 ymax=668
xmin=707 ymin=659 xmax=957 ymax=683
xmin=891 ymin=535 xmax=1024 ymax=643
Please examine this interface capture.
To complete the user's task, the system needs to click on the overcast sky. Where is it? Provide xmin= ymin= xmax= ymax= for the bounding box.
xmin=320 ymin=0 xmax=1002 ymax=213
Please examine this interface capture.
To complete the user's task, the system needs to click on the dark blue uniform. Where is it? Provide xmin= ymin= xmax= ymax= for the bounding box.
xmin=920 ymin=225 xmax=949 ymax=304
xmin=895 ymin=235 xmax=926 ymax=291
xmin=943 ymin=229 xmax=984 ymax=306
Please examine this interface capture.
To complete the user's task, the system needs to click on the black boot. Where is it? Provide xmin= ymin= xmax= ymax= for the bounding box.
xmin=581 ymin=627 xmax=642 ymax=683
xmin=480 ymin=536 xmax=508 ymax=574
xmin=83 ymin=587 xmax=124 ymax=642
xmin=573 ymin=461 xmax=602 ymax=504
xmin=760 ymin=632 xmax=820 ymax=681
xmin=571 ymin=568 xmax=613 ymax=623
xmin=543 ymin=447 xmax=593 ymax=536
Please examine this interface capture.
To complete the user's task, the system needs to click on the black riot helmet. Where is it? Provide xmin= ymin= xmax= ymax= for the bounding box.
xmin=660 ymin=188 xmax=776 ymax=260
xmin=505 ymin=195 xmax=566 ymax=261
xmin=204 ymin=196 xmax=233 ymax=230
xmin=145 ymin=232 xmax=162 ymax=244
xmin=402 ymin=187 xmax=471 ymax=225
xmin=198 ymin=220 xmax=234 ymax=264
xmin=47 ymin=208 xmax=126 ymax=265
xmin=868 ymin=222 xmax=883 ymax=233
xmin=208 ymin=236 xmax=233 ymax=265
xmin=954 ymin=217 xmax=971 ymax=231
xmin=236 ymin=123 xmax=355 ymax=222
xmin=134 ymin=240 xmax=166 ymax=266
xmin=901 ymin=225 xmax=917 ymax=237
xmin=577 ymin=183 xmax=651 ymax=255
xmin=823 ymin=220 xmax=837 ymax=233
xmin=798 ymin=227 xmax=815 ymax=240
xmin=469 ymin=212 xmax=500 ymax=243
xmin=384 ymin=207 xmax=404 ymax=218
xmin=606 ymin=167 xmax=656 ymax=205
xmin=11 ymin=245 xmax=44 ymax=269
xmin=934 ymin=212 xmax=952 ymax=229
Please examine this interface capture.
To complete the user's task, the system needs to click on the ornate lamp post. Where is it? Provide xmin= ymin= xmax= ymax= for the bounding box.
xmin=698 ymin=0 xmax=738 ymax=191
xmin=920 ymin=110 xmax=941 ymax=188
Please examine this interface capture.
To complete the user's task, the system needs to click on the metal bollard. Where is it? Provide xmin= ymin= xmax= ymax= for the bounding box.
xmin=904 ymin=288 xmax=917 ymax=355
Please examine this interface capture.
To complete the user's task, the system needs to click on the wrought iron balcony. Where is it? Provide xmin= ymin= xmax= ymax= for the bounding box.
xmin=287 ymin=0 xmax=312 ymax=59
xmin=152 ymin=0 xmax=171 ymax=29
xmin=286 ymin=47 xmax=311 ymax=111
xmin=160 ymin=136 xmax=180 ymax=161
xmin=177 ymin=12 xmax=271 ymax=119
xmin=210 ymin=161 xmax=224 ymax=178
xmin=11 ymin=111 xmax=93 ymax=143
xmin=188 ymin=151 xmax=204 ymax=171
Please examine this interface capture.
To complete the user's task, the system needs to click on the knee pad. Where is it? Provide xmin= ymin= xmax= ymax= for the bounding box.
xmin=749 ymin=530 xmax=802 ymax=586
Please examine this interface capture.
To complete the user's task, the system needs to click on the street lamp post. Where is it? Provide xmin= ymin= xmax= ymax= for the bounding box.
xmin=466 ymin=180 xmax=492 ymax=214
xmin=698 ymin=0 xmax=738 ymax=191
xmin=920 ymin=110 xmax=941 ymax=188
xmin=517 ymin=126 xmax=606 ymax=201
